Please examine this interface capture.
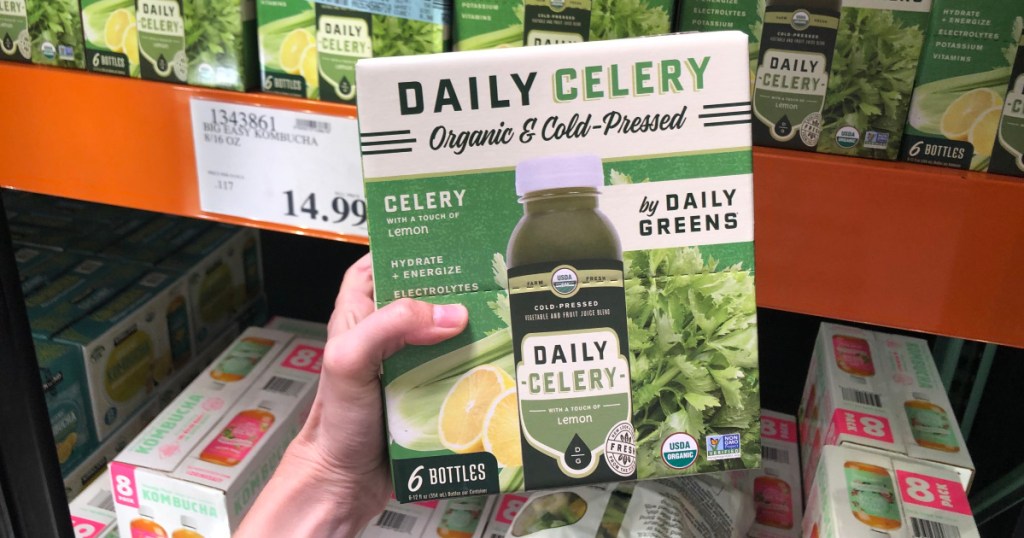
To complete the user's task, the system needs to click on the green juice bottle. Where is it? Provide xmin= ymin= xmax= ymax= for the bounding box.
xmin=506 ymin=154 xmax=635 ymax=490
xmin=752 ymin=0 xmax=842 ymax=150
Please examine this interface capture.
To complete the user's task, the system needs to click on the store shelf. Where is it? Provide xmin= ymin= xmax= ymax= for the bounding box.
xmin=2 ymin=63 xmax=1023 ymax=347
xmin=0 ymin=62 xmax=363 ymax=244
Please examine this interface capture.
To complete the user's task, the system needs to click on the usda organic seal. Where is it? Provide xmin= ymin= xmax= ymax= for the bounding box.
xmin=661 ymin=432 xmax=698 ymax=469
xmin=836 ymin=126 xmax=861 ymax=149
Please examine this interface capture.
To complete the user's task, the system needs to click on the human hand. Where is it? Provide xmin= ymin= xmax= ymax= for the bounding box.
xmin=236 ymin=253 xmax=468 ymax=537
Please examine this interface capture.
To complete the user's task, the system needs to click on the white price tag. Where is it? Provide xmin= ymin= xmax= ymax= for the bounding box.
xmin=191 ymin=98 xmax=367 ymax=237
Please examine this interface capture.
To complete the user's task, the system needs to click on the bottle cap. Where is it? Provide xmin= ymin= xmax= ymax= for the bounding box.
xmin=138 ymin=505 xmax=156 ymax=519
xmin=181 ymin=515 xmax=199 ymax=530
xmin=515 ymin=154 xmax=604 ymax=196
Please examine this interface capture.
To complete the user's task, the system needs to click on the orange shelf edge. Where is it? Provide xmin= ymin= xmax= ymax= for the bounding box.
xmin=2 ymin=64 xmax=1023 ymax=346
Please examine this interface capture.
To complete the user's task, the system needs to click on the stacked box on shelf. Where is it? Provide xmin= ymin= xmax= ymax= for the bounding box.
xmin=69 ymin=470 xmax=119 ymax=538
xmin=62 ymin=324 xmax=242 ymax=499
xmin=0 ymin=0 xmax=86 ymax=68
xmin=111 ymin=334 xmax=322 ymax=536
xmin=135 ymin=0 xmax=259 ymax=90
xmin=737 ymin=410 xmax=803 ymax=538
xmin=900 ymin=0 xmax=1024 ymax=171
xmin=80 ymin=0 xmax=140 ymax=78
xmin=256 ymin=0 xmax=448 ymax=102
xmin=803 ymin=445 xmax=978 ymax=537
xmin=36 ymin=339 xmax=100 ymax=478
xmin=14 ymin=245 xmax=82 ymax=296
xmin=751 ymin=0 xmax=933 ymax=161
xmin=454 ymin=0 xmax=676 ymax=52
xmin=797 ymin=323 xmax=975 ymax=501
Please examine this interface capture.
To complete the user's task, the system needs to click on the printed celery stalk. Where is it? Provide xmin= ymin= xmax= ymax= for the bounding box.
xmin=901 ymin=1 xmax=1024 ymax=170
xmin=27 ymin=0 xmax=85 ymax=68
xmin=257 ymin=0 xmax=316 ymax=98
xmin=82 ymin=0 xmax=140 ymax=77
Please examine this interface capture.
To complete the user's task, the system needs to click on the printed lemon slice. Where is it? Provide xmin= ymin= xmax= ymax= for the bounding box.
xmin=968 ymin=106 xmax=1002 ymax=157
xmin=439 ymin=365 xmax=514 ymax=453
xmin=104 ymin=8 xmax=135 ymax=53
xmin=123 ymin=24 xmax=139 ymax=65
xmin=483 ymin=387 xmax=522 ymax=467
xmin=941 ymin=88 xmax=1003 ymax=141
xmin=299 ymin=44 xmax=318 ymax=88
xmin=56 ymin=433 xmax=77 ymax=464
xmin=279 ymin=28 xmax=313 ymax=75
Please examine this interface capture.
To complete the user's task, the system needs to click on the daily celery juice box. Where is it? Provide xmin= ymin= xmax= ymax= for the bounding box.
xmin=112 ymin=337 xmax=320 ymax=536
xmin=20 ymin=0 xmax=86 ymax=68
xmin=901 ymin=0 xmax=1024 ymax=170
xmin=802 ymin=445 xmax=979 ymax=538
xmin=0 ymin=0 xmax=31 ymax=62
xmin=81 ymin=0 xmax=141 ymax=77
xmin=136 ymin=0 xmax=258 ymax=90
xmin=358 ymin=32 xmax=759 ymax=502
xmin=752 ymin=0 xmax=932 ymax=161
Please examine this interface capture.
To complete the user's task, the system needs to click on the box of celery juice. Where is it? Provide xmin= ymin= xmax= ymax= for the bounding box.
xmin=358 ymin=31 xmax=760 ymax=502
xmin=24 ymin=0 xmax=86 ymax=69
xmin=81 ymin=0 xmax=141 ymax=77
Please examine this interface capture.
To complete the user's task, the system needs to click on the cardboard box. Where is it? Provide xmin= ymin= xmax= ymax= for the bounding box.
xmin=15 ymin=246 xmax=81 ymax=296
xmin=53 ymin=269 xmax=190 ymax=440
xmin=737 ymin=410 xmax=803 ymax=538
xmin=256 ymin=0 xmax=448 ymax=102
xmin=111 ymin=337 xmax=321 ymax=536
xmin=358 ymin=32 xmax=758 ymax=502
xmin=752 ymin=0 xmax=933 ymax=160
xmin=62 ymin=323 xmax=241 ymax=499
xmin=803 ymin=445 xmax=979 ymax=538
xmin=136 ymin=0 xmax=258 ymax=90
xmin=359 ymin=496 xmax=497 ymax=538
xmin=81 ymin=0 xmax=140 ymax=78
xmin=877 ymin=334 xmax=974 ymax=491
xmin=901 ymin=0 xmax=1024 ymax=170
xmin=69 ymin=470 xmax=119 ymax=538
xmin=36 ymin=339 xmax=100 ymax=478
xmin=19 ymin=0 xmax=86 ymax=68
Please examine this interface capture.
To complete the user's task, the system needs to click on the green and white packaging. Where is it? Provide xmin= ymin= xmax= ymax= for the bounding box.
xmin=136 ymin=0 xmax=258 ymax=90
xmin=803 ymin=445 xmax=979 ymax=538
xmin=988 ymin=35 xmax=1024 ymax=177
xmin=752 ymin=0 xmax=933 ymax=160
xmin=81 ymin=0 xmax=140 ymax=77
xmin=455 ymin=0 xmax=675 ymax=52
xmin=901 ymin=1 xmax=1024 ymax=170
xmin=256 ymin=0 xmax=448 ymax=103
xmin=21 ymin=0 xmax=86 ymax=68
xmin=358 ymin=32 xmax=759 ymax=503
xmin=36 ymin=339 xmax=99 ymax=478
xmin=676 ymin=0 xmax=763 ymax=80
xmin=54 ymin=269 xmax=192 ymax=440
xmin=69 ymin=470 xmax=119 ymax=538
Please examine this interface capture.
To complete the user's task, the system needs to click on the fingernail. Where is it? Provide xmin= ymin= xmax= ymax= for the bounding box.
xmin=433 ymin=304 xmax=467 ymax=328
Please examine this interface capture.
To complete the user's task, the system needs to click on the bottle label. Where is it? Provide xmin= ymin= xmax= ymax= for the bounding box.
xmin=131 ymin=525 xmax=166 ymax=538
xmin=137 ymin=0 xmax=187 ymax=82
xmin=845 ymin=465 xmax=901 ymax=525
xmin=833 ymin=335 xmax=874 ymax=377
xmin=753 ymin=6 xmax=840 ymax=149
xmin=316 ymin=4 xmax=372 ymax=105
xmin=905 ymin=402 xmax=959 ymax=451
xmin=754 ymin=476 xmax=793 ymax=529
xmin=200 ymin=412 xmax=274 ymax=465
xmin=523 ymin=0 xmax=591 ymax=47
xmin=508 ymin=259 xmax=635 ymax=489
xmin=210 ymin=337 xmax=275 ymax=381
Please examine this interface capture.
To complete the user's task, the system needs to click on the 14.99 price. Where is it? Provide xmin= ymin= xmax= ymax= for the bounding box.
xmin=283 ymin=191 xmax=366 ymax=226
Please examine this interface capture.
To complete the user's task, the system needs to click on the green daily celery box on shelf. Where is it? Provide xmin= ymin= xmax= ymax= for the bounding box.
xmin=357 ymin=31 xmax=759 ymax=503
xmin=901 ymin=0 xmax=1024 ymax=171
xmin=35 ymin=339 xmax=100 ymax=478
xmin=54 ymin=269 xmax=193 ymax=441
xmin=752 ymin=0 xmax=932 ymax=161
xmin=676 ymin=0 xmax=763 ymax=80
xmin=1 ymin=0 xmax=87 ymax=67
xmin=111 ymin=336 xmax=320 ymax=536
xmin=256 ymin=0 xmax=448 ymax=102
xmin=69 ymin=470 xmax=119 ymax=538
xmin=81 ymin=0 xmax=140 ymax=77
xmin=454 ymin=0 xmax=676 ymax=52
xmin=136 ymin=0 xmax=258 ymax=90
xmin=987 ymin=34 xmax=1024 ymax=177
xmin=803 ymin=445 xmax=979 ymax=538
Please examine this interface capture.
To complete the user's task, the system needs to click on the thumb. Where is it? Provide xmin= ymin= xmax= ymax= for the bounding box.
xmin=323 ymin=298 xmax=469 ymax=386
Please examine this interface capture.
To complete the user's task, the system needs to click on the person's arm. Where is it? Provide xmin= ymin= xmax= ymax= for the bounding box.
xmin=235 ymin=254 xmax=468 ymax=537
